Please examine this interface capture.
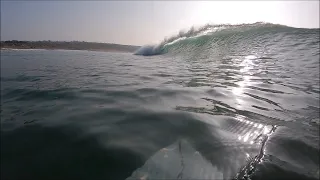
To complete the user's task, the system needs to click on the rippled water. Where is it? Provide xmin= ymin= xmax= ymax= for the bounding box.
xmin=1 ymin=28 xmax=319 ymax=180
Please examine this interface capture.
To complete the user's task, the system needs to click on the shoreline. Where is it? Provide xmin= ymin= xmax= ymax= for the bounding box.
xmin=1 ymin=47 xmax=135 ymax=53
xmin=1 ymin=41 xmax=140 ymax=53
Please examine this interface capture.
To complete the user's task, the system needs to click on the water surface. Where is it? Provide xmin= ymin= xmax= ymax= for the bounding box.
xmin=1 ymin=24 xmax=319 ymax=180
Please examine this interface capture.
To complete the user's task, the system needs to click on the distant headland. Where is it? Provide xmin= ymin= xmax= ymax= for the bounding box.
xmin=0 ymin=40 xmax=140 ymax=53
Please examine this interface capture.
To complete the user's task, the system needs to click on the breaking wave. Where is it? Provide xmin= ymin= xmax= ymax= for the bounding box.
xmin=134 ymin=22 xmax=315 ymax=56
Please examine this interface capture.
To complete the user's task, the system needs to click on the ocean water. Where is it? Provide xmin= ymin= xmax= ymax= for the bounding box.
xmin=1 ymin=23 xmax=319 ymax=180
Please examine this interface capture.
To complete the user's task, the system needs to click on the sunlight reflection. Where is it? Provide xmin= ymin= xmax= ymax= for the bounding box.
xmin=244 ymin=55 xmax=257 ymax=60
xmin=263 ymin=126 xmax=271 ymax=134
xmin=235 ymin=115 xmax=271 ymax=145
xmin=243 ymin=134 xmax=249 ymax=142
xmin=232 ymin=55 xmax=255 ymax=109
xmin=232 ymin=87 xmax=243 ymax=96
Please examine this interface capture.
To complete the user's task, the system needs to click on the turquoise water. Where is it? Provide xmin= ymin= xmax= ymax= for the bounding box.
xmin=1 ymin=23 xmax=319 ymax=180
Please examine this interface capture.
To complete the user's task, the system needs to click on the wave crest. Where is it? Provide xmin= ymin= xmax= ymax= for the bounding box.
xmin=134 ymin=22 xmax=292 ymax=56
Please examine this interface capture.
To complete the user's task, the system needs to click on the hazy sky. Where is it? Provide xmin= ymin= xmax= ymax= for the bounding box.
xmin=1 ymin=1 xmax=319 ymax=45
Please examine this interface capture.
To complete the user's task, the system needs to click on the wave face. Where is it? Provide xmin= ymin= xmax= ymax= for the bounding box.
xmin=134 ymin=22 xmax=318 ymax=56
xmin=133 ymin=45 xmax=164 ymax=56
